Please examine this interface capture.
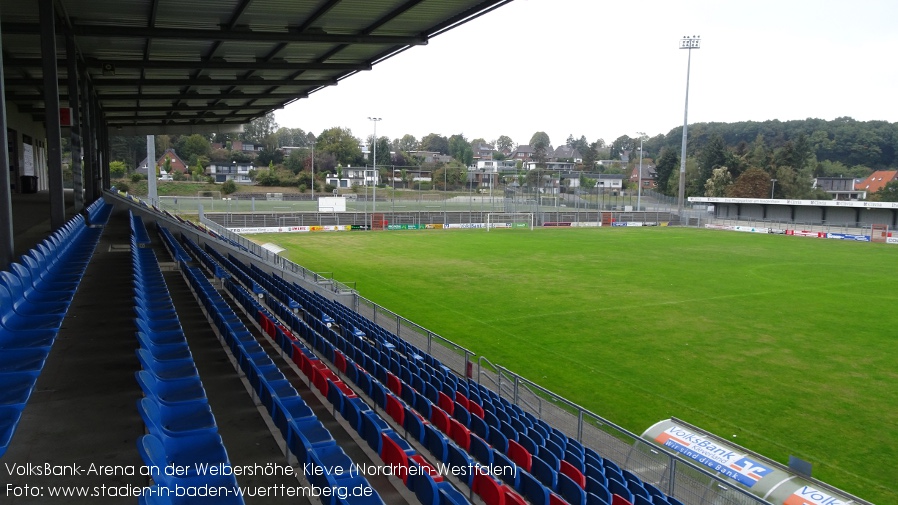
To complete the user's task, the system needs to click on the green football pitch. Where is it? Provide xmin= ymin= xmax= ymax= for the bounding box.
xmin=246 ymin=227 xmax=895 ymax=503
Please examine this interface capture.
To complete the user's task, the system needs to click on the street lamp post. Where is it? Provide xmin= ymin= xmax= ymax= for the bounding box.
xmin=368 ymin=117 xmax=381 ymax=218
xmin=636 ymin=132 xmax=645 ymax=212
xmin=678 ymin=35 xmax=700 ymax=214
xmin=771 ymin=178 xmax=777 ymax=199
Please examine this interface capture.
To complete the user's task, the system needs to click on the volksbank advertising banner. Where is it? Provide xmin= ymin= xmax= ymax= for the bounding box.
xmin=654 ymin=426 xmax=773 ymax=487
xmin=784 ymin=486 xmax=848 ymax=505
xmin=826 ymin=233 xmax=870 ymax=242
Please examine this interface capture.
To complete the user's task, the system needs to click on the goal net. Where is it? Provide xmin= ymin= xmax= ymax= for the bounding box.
xmin=870 ymin=223 xmax=889 ymax=243
xmin=486 ymin=213 xmax=534 ymax=231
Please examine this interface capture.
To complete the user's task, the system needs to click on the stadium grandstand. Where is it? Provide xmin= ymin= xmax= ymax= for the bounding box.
xmin=0 ymin=2 xmax=876 ymax=505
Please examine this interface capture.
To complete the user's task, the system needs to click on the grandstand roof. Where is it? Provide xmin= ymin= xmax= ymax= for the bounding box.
xmin=0 ymin=0 xmax=513 ymax=135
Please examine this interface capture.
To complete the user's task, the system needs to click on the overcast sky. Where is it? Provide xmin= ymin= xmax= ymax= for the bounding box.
xmin=275 ymin=0 xmax=898 ymax=149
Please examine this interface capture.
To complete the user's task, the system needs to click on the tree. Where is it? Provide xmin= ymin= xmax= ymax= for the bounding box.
xmin=873 ymin=180 xmax=898 ymax=202
xmin=727 ymin=168 xmax=771 ymax=198
xmin=420 ymin=133 xmax=449 ymax=154
xmin=655 ymin=148 xmax=679 ymax=195
xmin=221 ymin=179 xmax=237 ymax=194
xmin=698 ymin=134 xmax=729 ymax=184
xmin=241 ymin=112 xmax=278 ymax=148
xmin=610 ymin=135 xmax=634 ymax=160
xmin=316 ymin=127 xmax=363 ymax=167
xmin=274 ymin=127 xmax=309 ymax=147
xmin=109 ymin=160 xmax=126 ymax=178
xmin=398 ymin=134 xmax=418 ymax=152
xmin=365 ymin=135 xmax=391 ymax=167
xmin=529 ymin=132 xmax=550 ymax=148
xmin=448 ymin=134 xmax=473 ymax=165
xmin=175 ymin=134 xmax=212 ymax=165
xmin=580 ymin=142 xmax=599 ymax=171
xmin=704 ymin=167 xmax=733 ymax=197
xmin=431 ymin=161 xmax=466 ymax=190
xmin=495 ymin=135 xmax=514 ymax=151
xmin=256 ymin=148 xmax=284 ymax=167
xmin=109 ymin=135 xmax=148 ymax=170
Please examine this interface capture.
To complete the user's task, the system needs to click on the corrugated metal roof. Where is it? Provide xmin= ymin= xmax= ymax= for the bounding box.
xmin=1 ymin=0 xmax=514 ymax=135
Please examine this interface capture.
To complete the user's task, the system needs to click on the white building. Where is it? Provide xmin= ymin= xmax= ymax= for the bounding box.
xmin=206 ymin=162 xmax=254 ymax=184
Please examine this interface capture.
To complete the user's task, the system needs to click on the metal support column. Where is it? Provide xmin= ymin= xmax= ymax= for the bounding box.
xmin=81 ymin=80 xmax=96 ymax=203
xmin=66 ymin=33 xmax=83 ymax=212
xmin=146 ymin=135 xmax=157 ymax=206
xmin=0 ymin=18 xmax=15 ymax=270
xmin=40 ymin=0 xmax=65 ymax=229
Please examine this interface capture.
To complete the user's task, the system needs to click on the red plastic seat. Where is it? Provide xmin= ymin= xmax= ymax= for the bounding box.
xmin=560 ymin=459 xmax=586 ymax=488
xmin=506 ymin=439 xmax=532 ymax=472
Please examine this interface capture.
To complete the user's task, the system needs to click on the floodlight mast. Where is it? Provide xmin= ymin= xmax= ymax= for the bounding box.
xmin=677 ymin=35 xmax=700 ymax=215
xmin=368 ymin=117 xmax=381 ymax=220
xmin=636 ymin=132 xmax=646 ymax=211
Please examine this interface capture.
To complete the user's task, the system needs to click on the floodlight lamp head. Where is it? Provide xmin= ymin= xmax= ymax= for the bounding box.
xmin=680 ymin=36 xmax=701 ymax=49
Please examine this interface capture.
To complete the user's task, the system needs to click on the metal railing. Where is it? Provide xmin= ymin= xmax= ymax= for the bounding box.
xmin=474 ymin=357 xmax=766 ymax=505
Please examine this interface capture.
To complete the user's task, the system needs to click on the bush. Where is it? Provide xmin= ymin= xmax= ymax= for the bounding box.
xmin=324 ymin=184 xmax=336 ymax=193
xmin=221 ymin=179 xmax=237 ymax=194
xmin=130 ymin=173 xmax=143 ymax=183
xmin=116 ymin=182 xmax=130 ymax=193
xmin=172 ymin=170 xmax=186 ymax=181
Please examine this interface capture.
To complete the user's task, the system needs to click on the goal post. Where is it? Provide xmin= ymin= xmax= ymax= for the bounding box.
xmin=486 ymin=212 xmax=534 ymax=231
xmin=871 ymin=223 xmax=889 ymax=243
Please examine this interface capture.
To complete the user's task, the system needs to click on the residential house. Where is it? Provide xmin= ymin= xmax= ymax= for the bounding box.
xmin=524 ymin=160 xmax=575 ymax=171
xmin=137 ymin=148 xmax=189 ymax=176
xmin=389 ymin=168 xmax=432 ymax=188
xmin=854 ymin=170 xmax=898 ymax=199
xmin=330 ymin=166 xmax=379 ymax=188
xmin=552 ymin=145 xmax=582 ymax=163
xmin=629 ymin=164 xmax=658 ymax=189
xmin=510 ymin=145 xmax=535 ymax=162
xmin=594 ymin=174 xmax=624 ymax=190
xmin=473 ymin=143 xmax=495 ymax=160
xmin=813 ymin=177 xmax=864 ymax=200
xmin=407 ymin=151 xmax=453 ymax=164
xmin=206 ymin=161 xmax=255 ymax=184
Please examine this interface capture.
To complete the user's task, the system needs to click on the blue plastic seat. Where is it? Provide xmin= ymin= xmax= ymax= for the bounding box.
xmin=446 ymin=443 xmax=475 ymax=487
xmin=10 ymin=261 xmax=76 ymax=294
xmin=520 ymin=470 xmax=550 ymax=505
xmin=287 ymin=418 xmax=336 ymax=465
xmin=470 ymin=433 xmax=493 ymax=466
xmin=307 ymin=444 xmax=355 ymax=489
xmin=136 ymin=432 xmax=229 ymax=473
xmin=0 ymin=406 xmax=24 ymax=459
xmin=139 ymin=397 xmax=217 ymax=439
xmin=136 ymin=370 xmax=207 ymax=406
xmin=137 ymin=349 xmax=198 ymax=381
xmin=272 ymin=394 xmax=315 ymax=438
xmin=0 ymin=347 xmax=49 ymax=373
xmin=0 ymin=283 xmax=64 ymax=330
xmin=558 ymin=472 xmax=587 ymax=505
xmin=0 ymin=374 xmax=38 ymax=408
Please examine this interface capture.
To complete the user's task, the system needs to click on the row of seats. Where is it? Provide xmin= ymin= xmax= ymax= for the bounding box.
xmin=130 ymin=212 xmax=244 ymax=505
xmin=224 ymin=276 xmax=474 ymax=505
xmin=175 ymin=219 xmax=690 ymax=505
xmin=207 ymin=239 xmax=685 ymax=505
xmin=212 ymin=248 xmax=533 ymax=505
xmin=170 ymin=232 xmax=385 ymax=505
xmin=0 ymin=198 xmax=110 ymax=458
